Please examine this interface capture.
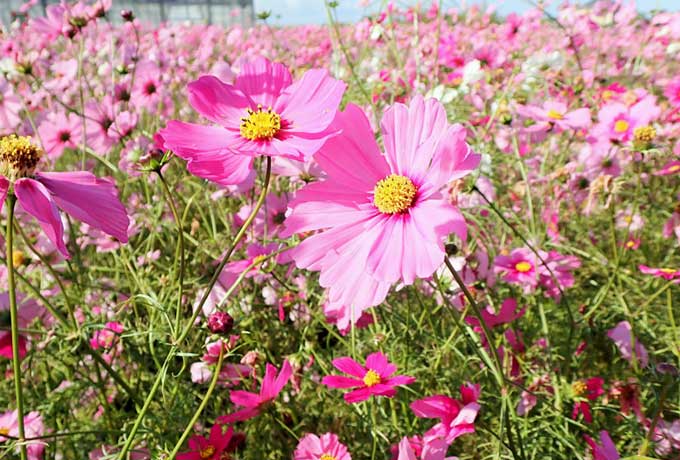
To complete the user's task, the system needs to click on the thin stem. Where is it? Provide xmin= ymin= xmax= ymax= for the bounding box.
xmin=168 ymin=345 xmax=225 ymax=459
xmin=117 ymin=156 xmax=273 ymax=460
xmin=5 ymin=194 xmax=28 ymax=460
xmin=157 ymin=171 xmax=186 ymax=337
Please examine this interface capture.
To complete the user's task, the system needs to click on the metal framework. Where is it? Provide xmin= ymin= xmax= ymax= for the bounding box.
xmin=1 ymin=0 xmax=255 ymax=27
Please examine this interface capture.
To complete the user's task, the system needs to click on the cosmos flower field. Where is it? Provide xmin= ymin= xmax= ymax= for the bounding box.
xmin=0 ymin=0 xmax=679 ymax=459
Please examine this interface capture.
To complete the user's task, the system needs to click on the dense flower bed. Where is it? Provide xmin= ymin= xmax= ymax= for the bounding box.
xmin=0 ymin=1 xmax=679 ymax=459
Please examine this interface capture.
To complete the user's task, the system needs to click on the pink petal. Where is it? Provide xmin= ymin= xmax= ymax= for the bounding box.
xmin=235 ymin=57 xmax=292 ymax=108
xmin=276 ymin=69 xmax=346 ymax=135
xmin=411 ymin=395 xmax=459 ymax=419
xmin=385 ymin=375 xmax=416 ymax=386
xmin=322 ymin=375 xmax=363 ymax=389
xmin=216 ymin=407 xmax=260 ymax=424
xmin=426 ymin=124 xmax=480 ymax=191
xmin=36 ymin=172 xmax=129 ymax=243
xmin=270 ymin=360 xmax=292 ymax=397
xmin=332 ymin=357 xmax=367 ymax=378
xmin=380 ymin=95 xmax=448 ymax=179
xmin=229 ymin=390 xmax=261 ymax=408
xmin=187 ymin=75 xmax=250 ymax=126
xmin=14 ymin=178 xmax=68 ymax=258
xmin=343 ymin=387 xmax=374 ymax=403
xmin=397 ymin=438 xmax=417 ymax=460
xmin=0 ymin=175 xmax=8 ymax=213
xmin=365 ymin=352 xmax=392 ymax=375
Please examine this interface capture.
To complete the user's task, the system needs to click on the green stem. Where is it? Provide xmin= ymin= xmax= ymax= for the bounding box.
xmin=157 ymin=171 xmax=186 ymax=338
xmin=117 ymin=156 xmax=273 ymax=460
xmin=168 ymin=345 xmax=225 ymax=459
xmin=5 ymin=194 xmax=28 ymax=460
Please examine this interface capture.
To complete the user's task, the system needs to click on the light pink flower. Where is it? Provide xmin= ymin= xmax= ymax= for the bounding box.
xmin=37 ymin=111 xmax=82 ymax=160
xmin=638 ymin=264 xmax=680 ymax=282
xmin=159 ymin=57 xmax=346 ymax=185
xmin=516 ymin=100 xmax=591 ymax=132
xmin=607 ymin=321 xmax=649 ymax=368
xmin=322 ymin=352 xmax=415 ymax=403
xmin=0 ymin=410 xmax=45 ymax=460
xmin=283 ymin=97 xmax=479 ymax=326
xmin=294 ymin=433 xmax=351 ymax=460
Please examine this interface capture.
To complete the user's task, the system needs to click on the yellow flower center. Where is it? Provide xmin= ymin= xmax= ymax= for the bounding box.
xmin=12 ymin=250 xmax=25 ymax=266
xmin=602 ymin=90 xmax=613 ymax=101
xmin=625 ymin=240 xmax=635 ymax=248
xmin=200 ymin=445 xmax=216 ymax=459
xmin=363 ymin=369 xmax=381 ymax=387
xmin=240 ymin=105 xmax=281 ymax=141
xmin=514 ymin=261 xmax=532 ymax=273
xmin=320 ymin=454 xmax=337 ymax=460
xmin=614 ymin=119 xmax=629 ymax=133
xmin=0 ymin=135 xmax=43 ymax=181
xmin=633 ymin=125 xmax=656 ymax=143
xmin=659 ymin=268 xmax=677 ymax=274
xmin=546 ymin=109 xmax=564 ymax=120
xmin=373 ymin=174 xmax=417 ymax=214
xmin=0 ymin=427 xmax=8 ymax=436
xmin=669 ymin=165 xmax=680 ymax=173
xmin=572 ymin=380 xmax=587 ymax=396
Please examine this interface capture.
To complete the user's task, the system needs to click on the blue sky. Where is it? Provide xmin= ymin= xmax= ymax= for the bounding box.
xmin=254 ymin=0 xmax=680 ymax=25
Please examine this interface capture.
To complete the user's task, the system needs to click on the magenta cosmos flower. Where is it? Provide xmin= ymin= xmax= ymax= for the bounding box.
xmin=282 ymin=97 xmax=480 ymax=325
xmin=410 ymin=383 xmax=480 ymax=443
xmin=0 ymin=135 xmax=129 ymax=258
xmin=217 ymin=360 xmax=292 ymax=423
xmin=177 ymin=424 xmax=236 ymax=460
xmin=321 ymin=352 xmax=415 ymax=403
xmin=159 ymin=57 xmax=346 ymax=186
xmin=638 ymin=264 xmax=680 ymax=282
xmin=294 ymin=433 xmax=351 ymax=460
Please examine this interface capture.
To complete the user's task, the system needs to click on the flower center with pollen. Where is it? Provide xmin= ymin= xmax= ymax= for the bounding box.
xmin=199 ymin=445 xmax=216 ymax=459
xmin=514 ymin=261 xmax=532 ymax=273
xmin=546 ymin=109 xmax=564 ymax=120
xmin=0 ymin=134 xmax=43 ymax=182
xmin=373 ymin=174 xmax=417 ymax=214
xmin=320 ymin=454 xmax=337 ymax=460
xmin=363 ymin=369 xmax=381 ymax=387
xmin=240 ymin=105 xmax=281 ymax=141
xmin=614 ymin=119 xmax=629 ymax=133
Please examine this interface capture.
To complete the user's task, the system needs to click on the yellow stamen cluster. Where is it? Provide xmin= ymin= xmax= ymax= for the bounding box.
xmin=514 ymin=261 xmax=532 ymax=273
xmin=613 ymin=119 xmax=629 ymax=133
xmin=240 ymin=105 xmax=281 ymax=141
xmin=373 ymin=174 xmax=417 ymax=214
xmin=659 ymin=268 xmax=677 ymax=274
xmin=0 ymin=427 xmax=9 ymax=436
xmin=633 ymin=125 xmax=656 ymax=143
xmin=0 ymin=135 xmax=43 ymax=181
xmin=12 ymin=250 xmax=25 ymax=267
xmin=572 ymin=380 xmax=587 ymax=396
xmin=320 ymin=454 xmax=337 ymax=460
xmin=199 ymin=445 xmax=216 ymax=459
xmin=363 ymin=369 xmax=381 ymax=387
xmin=546 ymin=109 xmax=564 ymax=120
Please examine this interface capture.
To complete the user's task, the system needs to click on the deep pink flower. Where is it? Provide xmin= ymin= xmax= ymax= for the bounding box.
xmin=493 ymin=248 xmax=539 ymax=291
xmin=37 ymin=111 xmax=83 ymax=160
xmin=465 ymin=298 xmax=525 ymax=329
xmin=283 ymin=97 xmax=479 ymax=326
xmin=177 ymin=424 xmax=234 ymax=460
xmin=0 ymin=135 xmax=129 ymax=258
xmin=217 ymin=360 xmax=292 ymax=423
xmin=0 ymin=292 xmax=44 ymax=360
xmin=410 ymin=383 xmax=480 ymax=443
xmin=664 ymin=77 xmax=680 ymax=109
xmin=654 ymin=160 xmax=680 ymax=176
xmin=607 ymin=321 xmax=649 ymax=368
xmin=89 ymin=321 xmax=124 ymax=350
xmin=321 ymin=352 xmax=415 ymax=403
xmin=294 ymin=432 xmax=351 ymax=460
xmin=395 ymin=436 xmax=453 ymax=460
xmin=159 ymin=57 xmax=346 ymax=185
xmin=584 ymin=431 xmax=620 ymax=460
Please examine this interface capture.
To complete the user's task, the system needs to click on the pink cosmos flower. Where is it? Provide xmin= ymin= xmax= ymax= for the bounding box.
xmin=638 ymin=264 xmax=680 ymax=282
xmin=571 ymin=377 xmax=604 ymax=424
xmin=294 ymin=433 xmax=351 ymax=460
xmin=283 ymin=97 xmax=480 ymax=326
xmin=89 ymin=321 xmax=124 ymax=350
xmin=159 ymin=57 xmax=346 ymax=185
xmin=516 ymin=101 xmax=591 ymax=132
xmin=465 ymin=298 xmax=525 ymax=329
xmin=410 ymin=383 xmax=480 ymax=443
xmin=0 ymin=292 xmax=44 ymax=360
xmin=584 ymin=431 xmax=620 ymax=460
xmin=37 ymin=111 xmax=83 ymax=160
xmin=0 ymin=135 xmax=129 ymax=258
xmin=593 ymin=96 xmax=659 ymax=144
xmin=0 ymin=409 xmax=45 ymax=460
xmin=664 ymin=77 xmax=680 ymax=109
xmin=654 ymin=160 xmax=680 ymax=176
xmin=217 ymin=360 xmax=292 ymax=423
xmin=0 ymin=80 xmax=22 ymax=133
xmin=395 ymin=436 xmax=454 ymax=460
xmin=190 ymin=339 xmax=251 ymax=386
xmin=607 ymin=321 xmax=649 ymax=368
xmin=493 ymin=248 xmax=539 ymax=292
xmin=177 ymin=424 xmax=235 ymax=460
xmin=321 ymin=352 xmax=415 ymax=403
